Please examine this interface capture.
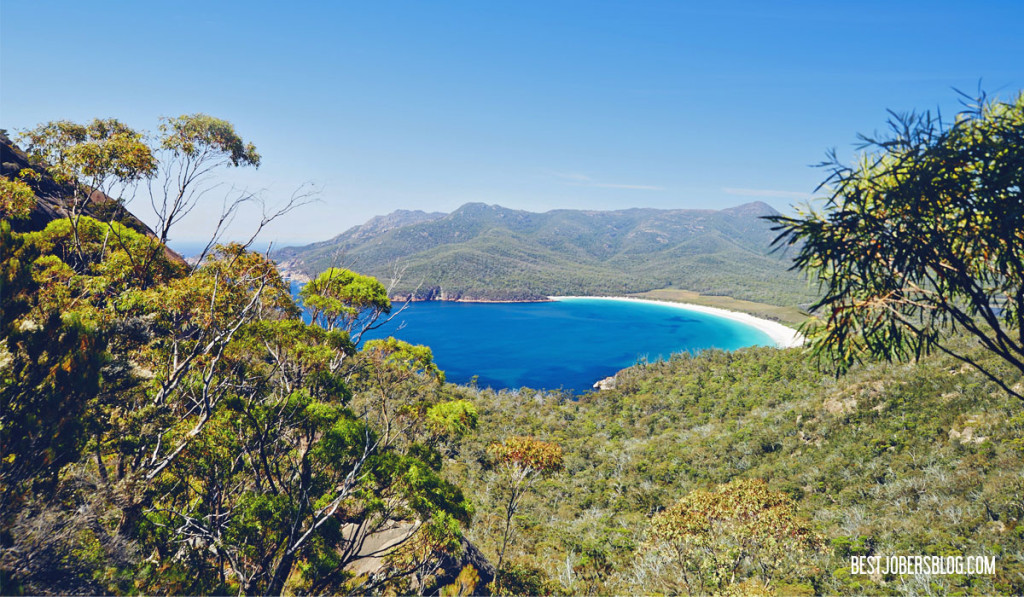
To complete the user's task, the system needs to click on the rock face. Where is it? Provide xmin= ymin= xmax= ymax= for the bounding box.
xmin=342 ymin=520 xmax=495 ymax=594
xmin=431 ymin=536 xmax=496 ymax=593
xmin=593 ymin=375 xmax=617 ymax=391
xmin=274 ymin=258 xmax=312 ymax=283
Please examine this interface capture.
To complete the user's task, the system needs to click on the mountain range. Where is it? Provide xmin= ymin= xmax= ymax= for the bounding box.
xmin=273 ymin=201 xmax=816 ymax=306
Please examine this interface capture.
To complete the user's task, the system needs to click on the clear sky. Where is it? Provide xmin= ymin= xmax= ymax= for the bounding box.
xmin=2 ymin=1 xmax=1022 ymax=247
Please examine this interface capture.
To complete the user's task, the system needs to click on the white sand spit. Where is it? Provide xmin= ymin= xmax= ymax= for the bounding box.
xmin=549 ymin=296 xmax=805 ymax=349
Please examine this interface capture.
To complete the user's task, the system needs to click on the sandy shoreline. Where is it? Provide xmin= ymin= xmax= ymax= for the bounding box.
xmin=549 ymin=295 xmax=805 ymax=349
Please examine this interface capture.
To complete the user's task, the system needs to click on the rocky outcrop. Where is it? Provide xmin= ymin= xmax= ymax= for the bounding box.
xmin=343 ymin=520 xmax=495 ymax=595
xmin=274 ymin=258 xmax=312 ymax=283
xmin=430 ymin=536 xmax=496 ymax=594
xmin=593 ymin=375 xmax=618 ymax=391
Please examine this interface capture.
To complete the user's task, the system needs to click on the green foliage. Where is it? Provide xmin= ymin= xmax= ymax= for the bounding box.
xmin=158 ymin=113 xmax=260 ymax=168
xmin=427 ymin=399 xmax=480 ymax=439
xmin=769 ymin=92 xmax=1024 ymax=400
xmin=0 ymin=175 xmax=35 ymax=219
xmin=493 ymin=561 xmax=550 ymax=596
xmin=448 ymin=337 xmax=1023 ymax=595
xmin=237 ymin=319 xmax=353 ymax=401
xmin=362 ymin=336 xmax=444 ymax=384
xmin=25 ymin=216 xmax=182 ymax=290
xmin=0 ymin=308 xmax=103 ymax=504
xmin=1 ymin=179 xmax=474 ymax=594
xmin=19 ymin=119 xmax=156 ymax=189
xmin=351 ymin=337 xmax=449 ymax=451
xmin=0 ymin=216 xmax=177 ymax=515
xmin=639 ymin=478 xmax=825 ymax=594
xmin=300 ymin=267 xmax=392 ymax=336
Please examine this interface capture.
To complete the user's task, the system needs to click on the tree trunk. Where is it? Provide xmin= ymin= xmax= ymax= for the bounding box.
xmin=267 ymin=551 xmax=296 ymax=596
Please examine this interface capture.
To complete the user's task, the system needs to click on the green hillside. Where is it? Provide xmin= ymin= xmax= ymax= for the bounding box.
xmin=444 ymin=333 xmax=1024 ymax=595
xmin=274 ymin=202 xmax=818 ymax=307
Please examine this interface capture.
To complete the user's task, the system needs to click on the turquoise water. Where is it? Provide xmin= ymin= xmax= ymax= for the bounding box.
xmin=349 ymin=297 xmax=774 ymax=393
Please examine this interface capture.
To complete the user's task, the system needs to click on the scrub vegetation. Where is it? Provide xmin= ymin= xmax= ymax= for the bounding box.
xmin=444 ymin=338 xmax=1024 ymax=595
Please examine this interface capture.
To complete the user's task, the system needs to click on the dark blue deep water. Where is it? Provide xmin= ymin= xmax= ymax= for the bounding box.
xmin=347 ymin=297 xmax=773 ymax=393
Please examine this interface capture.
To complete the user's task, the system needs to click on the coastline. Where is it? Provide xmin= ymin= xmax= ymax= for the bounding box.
xmin=282 ymin=272 xmax=805 ymax=349
xmin=549 ymin=295 xmax=806 ymax=349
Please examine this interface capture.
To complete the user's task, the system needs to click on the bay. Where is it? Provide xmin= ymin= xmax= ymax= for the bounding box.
xmin=348 ymin=296 xmax=775 ymax=393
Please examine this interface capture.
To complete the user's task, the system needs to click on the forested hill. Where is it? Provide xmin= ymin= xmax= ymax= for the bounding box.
xmin=274 ymin=201 xmax=816 ymax=306
xmin=448 ymin=334 xmax=1024 ymax=595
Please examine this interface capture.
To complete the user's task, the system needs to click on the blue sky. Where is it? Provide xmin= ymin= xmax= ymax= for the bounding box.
xmin=2 ymin=1 xmax=1022 ymax=246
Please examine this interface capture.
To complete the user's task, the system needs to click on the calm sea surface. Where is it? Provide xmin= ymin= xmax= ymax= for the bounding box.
xmin=316 ymin=293 xmax=773 ymax=393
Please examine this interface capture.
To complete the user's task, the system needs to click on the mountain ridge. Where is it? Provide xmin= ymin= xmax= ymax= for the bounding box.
xmin=274 ymin=201 xmax=815 ymax=306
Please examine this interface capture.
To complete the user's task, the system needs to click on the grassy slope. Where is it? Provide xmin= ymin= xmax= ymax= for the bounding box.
xmin=445 ymin=335 xmax=1024 ymax=595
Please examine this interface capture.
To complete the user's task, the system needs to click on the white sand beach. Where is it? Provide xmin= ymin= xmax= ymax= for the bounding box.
xmin=549 ymin=296 xmax=805 ymax=349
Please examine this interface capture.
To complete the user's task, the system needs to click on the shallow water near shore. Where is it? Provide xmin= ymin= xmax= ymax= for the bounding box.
xmin=348 ymin=296 xmax=774 ymax=393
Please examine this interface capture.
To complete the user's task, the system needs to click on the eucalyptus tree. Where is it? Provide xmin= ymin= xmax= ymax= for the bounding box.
xmin=634 ymin=479 xmax=823 ymax=594
xmin=18 ymin=119 xmax=156 ymax=264
xmin=300 ymin=267 xmax=395 ymax=344
xmin=150 ymin=114 xmax=260 ymax=246
xmin=487 ymin=436 xmax=563 ymax=588
xmin=769 ymin=92 xmax=1024 ymax=400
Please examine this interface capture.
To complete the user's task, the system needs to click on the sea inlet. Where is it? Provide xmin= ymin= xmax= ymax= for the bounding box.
xmin=353 ymin=297 xmax=775 ymax=393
